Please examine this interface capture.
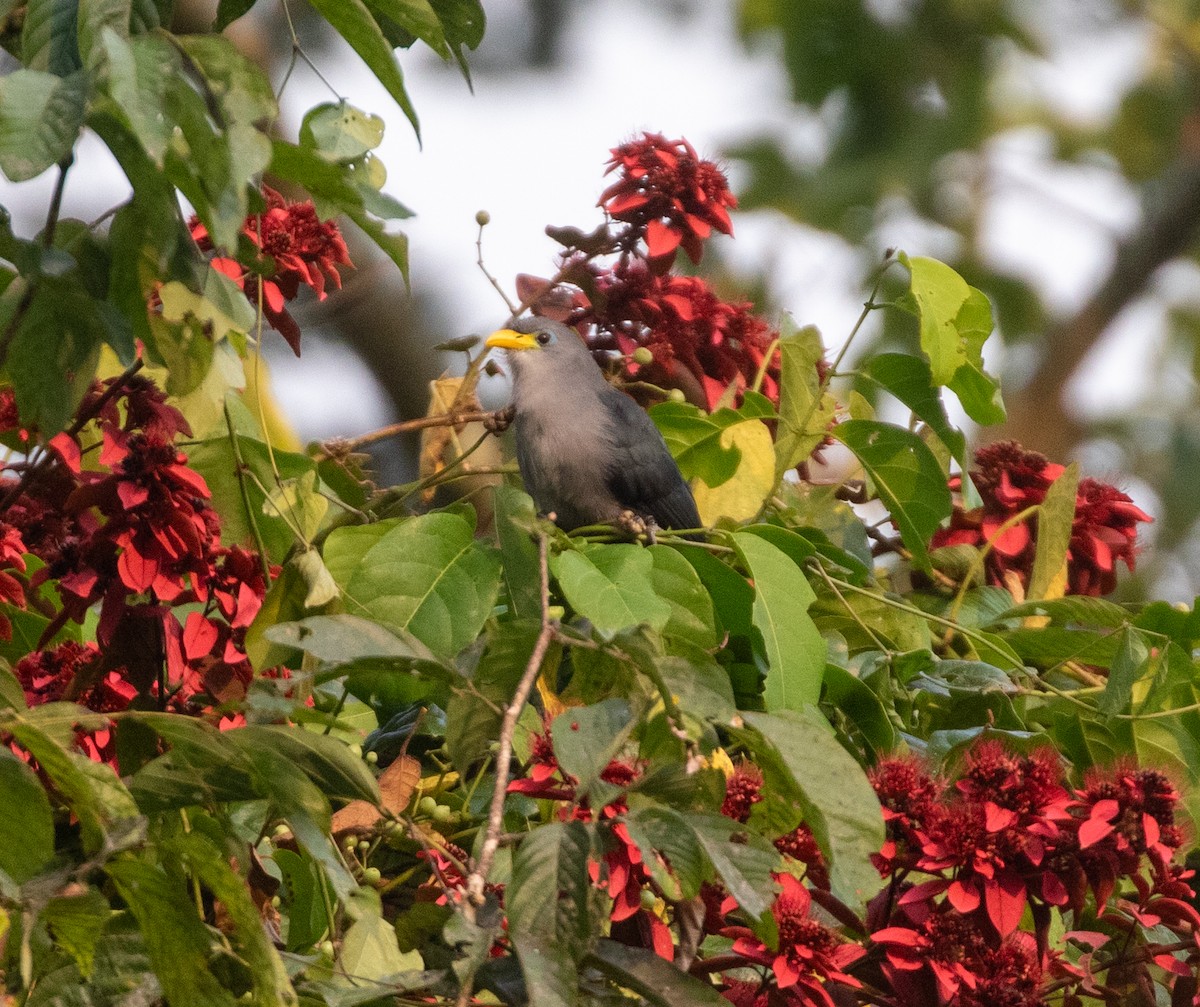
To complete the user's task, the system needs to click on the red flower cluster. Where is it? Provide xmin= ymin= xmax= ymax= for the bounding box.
xmin=930 ymin=441 xmax=1151 ymax=597
xmin=601 ymin=132 xmax=736 ymax=265
xmin=0 ymin=522 xmax=27 ymax=641
xmin=723 ymin=874 xmax=864 ymax=1007
xmin=519 ymin=134 xmax=789 ymax=412
xmin=190 ymin=185 xmax=352 ymax=355
xmin=0 ymin=374 xmax=274 ymax=763
xmin=866 ymin=744 xmax=1197 ymax=1006
xmin=12 ymin=641 xmax=136 ymax=762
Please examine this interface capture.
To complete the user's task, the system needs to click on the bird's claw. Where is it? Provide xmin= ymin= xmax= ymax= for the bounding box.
xmin=615 ymin=510 xmax=657 ymax=544
xmin=484 ymin=405 xmax=516 ymax=434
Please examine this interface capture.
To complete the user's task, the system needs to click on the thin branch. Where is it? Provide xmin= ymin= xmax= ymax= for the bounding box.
xmin=465 ymin=531 xmax=556 ymax=908
xmin=224 ymin=401 xmax=273 ymax=582
xmin=320 ymin=408 xmax=510 ymax=456
xmin=475 ymin=216 xmax=519 ymax=316
xmin=42 ymin=155 xmax=73 ymax=249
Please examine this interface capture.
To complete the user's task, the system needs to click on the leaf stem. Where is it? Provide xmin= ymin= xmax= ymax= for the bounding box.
xmin=224 ymin=400 xmax=273 ymax=582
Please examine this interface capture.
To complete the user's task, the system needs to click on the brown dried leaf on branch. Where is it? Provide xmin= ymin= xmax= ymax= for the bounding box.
xmin=331 ymin=754 xmax=421 ymax=838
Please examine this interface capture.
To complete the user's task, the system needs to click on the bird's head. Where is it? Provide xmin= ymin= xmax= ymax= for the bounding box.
xmin=485 ymin=318 xmax=601 ymax=386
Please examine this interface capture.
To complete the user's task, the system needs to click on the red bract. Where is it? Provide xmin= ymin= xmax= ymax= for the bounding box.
xmin=725 ymin=873 xmax=864 ymax=1007
xmin=0 ymin=522 xmax=28 ymax=641
xmin=722 ymin=759 xmax=764 ymax=822
xmin=190 ymin=186 xmax=352 ymax=355
xmin=775 ymin=823 xmax=830 ymax=891
xmin=1069 ymin=478 xmax=1151 ymax=596
xmin=601 ymin=132 xmax=736 ymax=265
xmin=930 ymin=441 xmax=1151 ymax=597
xmin=587 ymin=261 xmax=781 ymax=410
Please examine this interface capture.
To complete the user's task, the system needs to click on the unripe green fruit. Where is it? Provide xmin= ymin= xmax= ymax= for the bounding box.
xmin=362 ymin=867 xmax=381 ymax=884
xmin=475 ymin=209 xmax=491 ymax=226
xmin=667 ymin=388 xmax=686 ymax=403
xmin=639 ymin=889 xmax=658 ymax=910
xmin=418 ymin=795 xmax=438 ymax=815
xmin=365 ymin=750 xmax=378 ymax=765
xmin=631 ymin=346 xmax=653 ymax=366
xmin=319 ymin=940 xmax=335 ymax=958
xmin=357 ymin=840 xmax=370 ymax=853
xmin=432 ymin=804 xmax=453 ymax=824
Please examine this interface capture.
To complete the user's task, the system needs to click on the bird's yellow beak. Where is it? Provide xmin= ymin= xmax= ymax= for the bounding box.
xmin=485 ymin=328 xmax=538 ymax=351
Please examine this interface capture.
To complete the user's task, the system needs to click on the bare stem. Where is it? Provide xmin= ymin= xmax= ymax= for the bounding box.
xmin=322 ymin=409 xmax=508 ymax=455
xmin=465 ymin=531 xmax=555 ymax=908
xmin=475 ymin=218 xmax=519 ymax=316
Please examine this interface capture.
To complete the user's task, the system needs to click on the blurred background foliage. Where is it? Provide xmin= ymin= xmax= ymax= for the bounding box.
xmin=198 ymin=0 xmax=1200 ymax=599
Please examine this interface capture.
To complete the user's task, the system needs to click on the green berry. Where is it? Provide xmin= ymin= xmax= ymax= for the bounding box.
xmin=347 ymin=743 xmax=363 ymax=759
xmin=546 ymin=605 xmax=565 ymax=621
xmin=432 ymin=804 xmax=453 ymax=824
xmin=475 ymin=209 xmax=491 ymax=227
xmin=365 ymin=750 xmax=378 ymax=765
xmin=631 ymin=346 xmax=653 ymax=366
xmin=357 ymin=839 xmax=371 ymax=853
xmin=272 ymin=823 xmax=290 ymax=838
xmin=319 ymin=940 xmax=335 ymax=958
xmin=418 ymin=795 xmax=438 ymax=815
xmin=342 ymin=837 xmax=356 ymax=852
xmin=362 ymin=867 xmax=382 ymax=885
xmin=667 ymin=388 xmax=686 ymax=403
xmin=271 ymin=895 xmax=281 ymax=908
xmin=639 ymin=889 xmax=658 ymax=911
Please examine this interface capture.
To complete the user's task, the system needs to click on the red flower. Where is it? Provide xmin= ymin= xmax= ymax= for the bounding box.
xmin=726 ymin=874 xmax=864 ymax=1007
xmin=722 ymin=759 xmax=765 ymax=823
xmin=931 ymin=441 xmax=1150 ymax=597
xmin=586 ymin=260 xmax=780 ymax=410
xmin=190 ymin=186 xmax=352 ymax=355
xmin=600 ymin=132 xmax=736 ymax=264
xmin=1068 ymin=478 xmax=1151 ymax=596
xmin=775 ymin=824 xmax=830 ymax=891
xmin=0 ymin=522 xmax=28 ymax=642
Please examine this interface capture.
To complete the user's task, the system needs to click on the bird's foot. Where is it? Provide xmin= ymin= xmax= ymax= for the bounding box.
xmin=615 ymin=510 xmax=657 ymax=544
xmin=484 ymin=404 xmax=516 ymax=434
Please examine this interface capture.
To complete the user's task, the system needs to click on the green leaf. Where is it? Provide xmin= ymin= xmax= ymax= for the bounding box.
xmin=863 ymin=352 xmax=966 ymax=466
xmin=739 ymin=708 xmax=885 ymax=909
xmin=41 ymin=888 xmax=111 ymax=978
xmin=832 ymin=419 xmax=951 ymax=570
xmin=325 ymin=511 xmax=502 ymax=657
xmin=428 ymin=0 xmax=484 ymax=79
xmin=307 ymin=0 xmax=420 ymax=138
xmin=300 ymin=101 xmax=384 ymax=162
xmin=0 ymin=69 xmax=85 ymax=182
xmin=366 ymin=0 xmax=447 ymax=58
xmin=167 ymin=832 xmax=297 ymax=1007
xmin=822 ymin=664 xmax=895 ymax=754
xmin=0 ymin=749 xmax=55 ymax=882
xmin=648 ymin=545 xmax=718 ymax=649
xmin=621 ymin=806 xmax=706 ymax=901
xmin=1098 ymin=628 xmax=1151 ymax=718
xmin=551 ymin=699 xmax=635 ymax=797
xmin=732 ymin=531 xmax=824 ymax=710
xmin=650 ymin=392 xmax=775 ymax=487
xmin=76 ymin=0 xmax=130 ymax=70
xmin=586 ymin=940 xmax=730 ymax=1007
xmin=774 ymin=320 xmax=835 ymax=481
xmin=23 ymin=0 xmax=80 ymax=74
xmin=508 ymin=821 xmax=592 ymax=1007
xmin=550 ymin=544 xmax=671 ymax=638
xmin=264 ymin=613 xmax=444 ymax=668
xmin=340 ymin=900 xmax=423 ymax=981
xmin=688 ymin=813 xmax=779 ymax=931
xmin=214 ymin=0 xmax=255 ymax=30
xmin=106 ymin=860 xmax=239 ymax=1007
xmin=1027 ymin=462 xmax=1079 ymax=602
xmin=272 ymin=848 xmax=328 ymax=952
xmin=231 ymin=725 xmax=379 ymax=804
xmin=494 ymin=484 xmax=542 ymax=621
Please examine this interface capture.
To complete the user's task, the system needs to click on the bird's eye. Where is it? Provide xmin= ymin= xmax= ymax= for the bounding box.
xmin=535 ymin=330 xmax=552 ymax=346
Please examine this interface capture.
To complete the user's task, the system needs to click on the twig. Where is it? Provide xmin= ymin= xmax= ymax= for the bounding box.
xmin=465 ymin=531 xmax=556 ymax=908
xmin=0 ymin=357 xmax=146 ymax=515
xmin=475 ymin=216 xmax=519 ymax=316
xmin=321 ymin=408 xmax=509 ymax=455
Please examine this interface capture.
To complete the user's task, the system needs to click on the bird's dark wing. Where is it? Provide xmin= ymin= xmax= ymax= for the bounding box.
xmin=601 ymin=389 xmax=701 ymax=531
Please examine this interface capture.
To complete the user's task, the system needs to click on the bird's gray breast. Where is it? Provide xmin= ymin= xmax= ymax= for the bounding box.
xmin=512 ymin=382 xmax=622 ymax=530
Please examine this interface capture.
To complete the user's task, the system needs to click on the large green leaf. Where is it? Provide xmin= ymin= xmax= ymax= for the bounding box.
xmin=508 ymin=821 xmax=593 ymax=1007
xmin=106 ymin=860 xmax=239 ymax=1007
xmin=0 ymin=749 xmax=55 ymax=883
xmin=0 ymin=69 xmax=86 ymax=181
xmin=863 ymin=352 xmax=966 ymax=466
xmin=774 ymin=320 xmax=835 ymax=481
xmin=648 ymin=545 xmax=717 ymax=649
xmin=586 ymin=940 xmax=729 ymax=1007
xmin=551 ymin=699 xmax=635 ymax=797
xmin=1027 ymin=462 xmax=1079 ymax=602
xmin=326 ymin=511 xmax=502 ymax=657
xmin=739 ymin=708 xmax=885 ymax=909
xmin=550 ymin=543 xmax=671 ymax=638
xmin=732 ymin=531 xmax=824 ymax=710
xmin=494 ymin=484 xmax=542 ymax=621
xmin=22 ymin=0 xmax=80 ymax=74
xmin=832 ymin=419 xmax=951 ymax=571
xmin=307 ymin=0 xmax=419 ymax=138
xmin=649 ymin=391 xmax=775 ymax=487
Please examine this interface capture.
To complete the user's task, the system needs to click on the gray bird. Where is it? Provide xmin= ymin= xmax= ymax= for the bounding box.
xmin=485 ymin=318 xmax=702 ymax=534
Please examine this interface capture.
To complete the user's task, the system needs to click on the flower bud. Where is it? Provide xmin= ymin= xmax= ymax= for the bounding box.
xmin=631 ymin=346 xmax=654 ymax=366
xmin=475 ymin=209 xmax=491 ymax=227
